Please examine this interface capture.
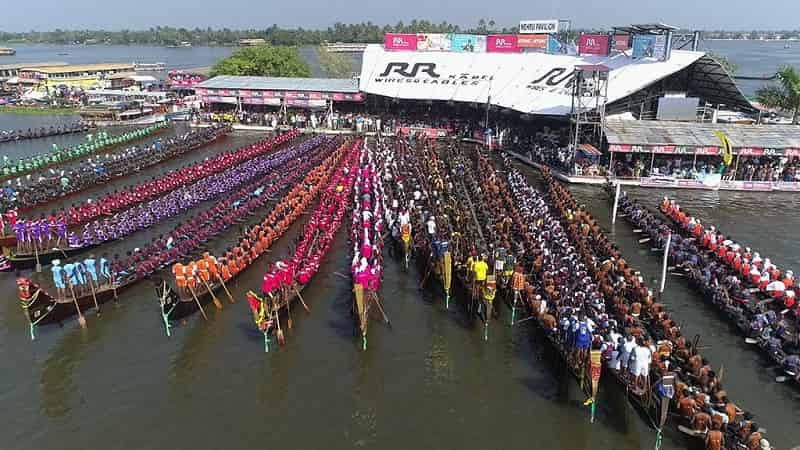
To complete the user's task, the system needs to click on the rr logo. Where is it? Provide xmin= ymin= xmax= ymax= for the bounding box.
xmin=379 ymin=63 xmax=440 ymax=78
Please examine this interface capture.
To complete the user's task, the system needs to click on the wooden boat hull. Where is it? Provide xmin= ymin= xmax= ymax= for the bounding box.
xmin=9 ymin=244 xmax=95 ymax=270
xmin=22 ymin=280 xmax=132 ymax=327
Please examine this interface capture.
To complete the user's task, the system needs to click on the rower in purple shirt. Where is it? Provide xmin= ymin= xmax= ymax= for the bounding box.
xmin=13 ymin=220 xmax=26 ymax=252
xmin=26 ymin=220 xmax=38 ymax=252
xmin=39 ymin=219 xmax=51 ymax=245
xmin=56 ymin=218 xmax=67 ymax=246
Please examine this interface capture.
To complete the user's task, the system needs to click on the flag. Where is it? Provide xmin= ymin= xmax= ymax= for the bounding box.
xmin=714 ymin=131 xmax=734 ymax=166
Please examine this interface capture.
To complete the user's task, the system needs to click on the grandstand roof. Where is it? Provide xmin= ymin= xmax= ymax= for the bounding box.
xmin=604 ymin=120 xmax=800 ymax=150
xmin=197 ymin=75 xmax=359 ymax=93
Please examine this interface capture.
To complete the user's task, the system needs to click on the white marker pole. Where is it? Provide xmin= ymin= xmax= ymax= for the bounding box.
xmin=660 ymin=233 xmax=672 ymax=293
xmin=611 ymin=182 xmax=621 ymax=225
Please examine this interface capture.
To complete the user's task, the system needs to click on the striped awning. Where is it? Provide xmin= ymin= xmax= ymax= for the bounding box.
xmin=579 ymin=144 xmax=602 ymax=156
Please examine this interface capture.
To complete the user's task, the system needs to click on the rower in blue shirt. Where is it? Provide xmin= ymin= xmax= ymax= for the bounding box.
xmin=84 ymin=255 xmax=98 ymax=289
xmin=51 ymin=259 xmax=66 ymax=299
xmin=99 ymin=254 xmax=111 ymax=287
xmin=63 ymin=262 xmax=78 ymax=294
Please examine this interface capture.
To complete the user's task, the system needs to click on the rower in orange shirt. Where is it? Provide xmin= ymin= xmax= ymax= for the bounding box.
xmin=185 ymin=261 xmax=198 ymax=292
xmin=173 ymin=263 xmax=187 ymax=295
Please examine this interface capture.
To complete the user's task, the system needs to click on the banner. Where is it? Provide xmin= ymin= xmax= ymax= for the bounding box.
xmin=613 ymin=34 xmax=630 ymax=51
xmin=578 ymin=34 xmax=610 ymax=56
xmin=519 ymin=20 xmax=560 ymax=34
xmin=486 ymin=34 xmax=520 ymax=53
xmin=417 ymin=33 xmax=451 ymax=52
xmin=240 ymin=97 xmax=281 ymax=106
xmin=632 ymin=34 xmax=667 ymax=60
xmin=384 ymin=33 xmax=418 ymax=51
xmin=518 ymin=34 xmax=548 ymax=49
xmin=396 ymin=126 xmax=449 ymax=138
xmin=449 ymin=34 xmax=486 ymax=53
xmin=546 ymin=35 xmax=567 ymax=54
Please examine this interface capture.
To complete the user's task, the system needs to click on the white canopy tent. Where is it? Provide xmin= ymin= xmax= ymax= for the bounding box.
xmin=359 ymin=44 xmax=748 ymax=116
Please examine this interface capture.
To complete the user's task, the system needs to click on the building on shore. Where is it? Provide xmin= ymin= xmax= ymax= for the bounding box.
xmin=239 ymin=38 xmax=268 ymax=47
xmin=196 ymin=75 xmax=363 ymax=113
xmin=18 ymin=63 xmax=135 ymax=91
xmin=0 ymin=62 xmax=68 ymax=85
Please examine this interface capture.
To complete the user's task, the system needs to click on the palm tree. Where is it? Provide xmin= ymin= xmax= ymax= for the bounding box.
xmin=755 ymin=65 xmax=800 ymax=124
xmin=477 ymin=19 xmax=487 ymax=34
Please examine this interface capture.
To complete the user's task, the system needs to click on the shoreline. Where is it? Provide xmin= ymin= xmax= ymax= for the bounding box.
xmin=0 ymin=106 xmax=79 ymax=116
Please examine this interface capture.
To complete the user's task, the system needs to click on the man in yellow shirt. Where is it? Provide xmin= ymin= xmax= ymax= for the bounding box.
xmin=473 ymin=255 xmax=489 ymax=289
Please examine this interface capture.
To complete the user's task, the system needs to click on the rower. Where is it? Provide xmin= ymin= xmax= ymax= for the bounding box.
xmin=51 ymin=259 xmax=66 ymax=299
xmin=84 ymin=255 xmax=99 ymax=291
xmin=705 ymin=422 xmax=724 ymax=450
xmin=472 ymin=254 xmax=489 ymax=295
xmin=172 ymin=262 xmax=187 ymax=296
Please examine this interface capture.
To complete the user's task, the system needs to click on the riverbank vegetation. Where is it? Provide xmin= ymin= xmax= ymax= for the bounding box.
xmin=210 ymin=47 xmax=311 ymax=78
xmin=0 ymin=106 xmax=78 ymax=115
xmin=0 ymin=21 xmax=521 ymax=47
xmin=756 ymin=66 xmax=800 ymax=124
xmin=317 ymin=47 xmax=355 ymax=78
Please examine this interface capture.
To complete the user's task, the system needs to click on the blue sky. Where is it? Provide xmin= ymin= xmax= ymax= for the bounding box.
xmin=3 ymin=0 xmax=799 ymax=31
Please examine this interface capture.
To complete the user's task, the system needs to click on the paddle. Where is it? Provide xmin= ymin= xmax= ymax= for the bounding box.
xmin=187 ymin=284 xmax=208 ymax=320
xmin=199 ymin=276 xmax=222 ymax=309
xmin=632 ymin=229 xmax=643 ymax=233
xmin=67 ymin=280 xmax=87 ymax=328
xmin=744 ymin=337 xmax=759 ymax=344
xmin=88 ymin=277 xmax=100 ymax=315
xmin=274 ymin=302 xmax=285 ymax=345
xmin=216 ymin=272 xmax=235 ymax=303
xmin=638 ymin=237 xmax=651 ymax=244
xmin=34 ymin=242 xmax=41 ymax=273
xmin=286 ymin=289 xmax=293 ymax=330
xmin=371 ymin=292 xmax=391 ymax=326
xmin=293 ymin=286 xmax=311 ymax=312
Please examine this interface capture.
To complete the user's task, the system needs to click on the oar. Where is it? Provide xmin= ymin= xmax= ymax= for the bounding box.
xmin=216 ymin=272 xmax=235 ymax=303
xmin=88 ymin=277 xmax=100 ymax=315
xmin=286 ymin=290 xmax=293 ymax=329
xmin=187 ymin=283 xmax=208 ymax=320
xmin=514 ymin=315 xmax=538 ymax=326
xmin=632 ymin=229 xmax=643 ymax=234
xmin=294 ymin=286 xmax=310 ymax=313
xmin=67 ymin=280 xmax=87 ymax=328
xmin=638 ymin=237 xmax=651 ymax=244
xmin=199 ymin=276 xmax=222 ymax=309
xmin=274 ymin=302 xmax=285 ymax=345
xmin=34 ymin=242 xmax=41 ymax=273
xmin=744 ymin=337 xmax=759 ymax=344
xmin=372 ymin=292 xmax=391 ymax=326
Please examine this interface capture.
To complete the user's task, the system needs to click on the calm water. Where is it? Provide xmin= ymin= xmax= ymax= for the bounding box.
xmin=1 ymin=39 xmax=799 ymax=450
xmin=0 ymin=44 xmax=359 ymax=78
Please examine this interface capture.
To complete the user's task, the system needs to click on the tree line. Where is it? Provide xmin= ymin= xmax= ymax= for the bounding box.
xmin=0 ymin=21 xmax=553 ymax=47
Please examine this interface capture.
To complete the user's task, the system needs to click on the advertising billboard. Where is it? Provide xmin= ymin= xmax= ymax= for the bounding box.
xmin=578 ymin=34 xmax=610 ymax=56
xmin=384 ymin=33 xmax=418 ymax=51
xmin=546 ymin=35 xmax=567 ymax=54
xmin=486 ymin=34 xmax=520 ymax=53
xmin=416 ymin=33 xmax=452 ymax=52
xmin=632 ymin=34 xmax=667 ymax=60
xmin=519 ymin=20 xmax=560 ymax=34
xmin=449 ymin=34 xmax=486 ymax=53
xmin=517 ymin=34 xmax=548 ymax=49
xmin=613 ymin=34 xmax=630 ymax=51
